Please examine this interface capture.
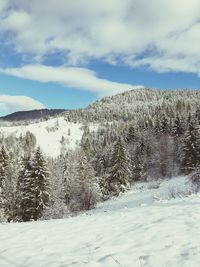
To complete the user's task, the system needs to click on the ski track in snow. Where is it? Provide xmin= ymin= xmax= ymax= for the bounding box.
xmin=0 ymin=177 xmax=200 ymax=267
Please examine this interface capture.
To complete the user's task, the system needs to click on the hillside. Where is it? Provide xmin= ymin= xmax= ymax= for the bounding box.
xmin=63 ymin=88 xmax=200 ymax=123
xmin=1 ymin=88 xmax=200 ymax=267
xmin=0 ymin=87 xmax=200 ymax=157
xmin=0 ymin=117 xmax=98 ymax=157
xmin=0 ymin=177 xmax=199 ymax=267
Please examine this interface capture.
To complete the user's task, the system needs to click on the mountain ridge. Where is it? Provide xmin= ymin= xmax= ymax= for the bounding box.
xmin=0 ymin=108 xmax=67 ymax=122
xmin=1 ymin=88 xmax=200 ymax=124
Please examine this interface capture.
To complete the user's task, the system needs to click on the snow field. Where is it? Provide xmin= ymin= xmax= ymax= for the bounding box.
xmin=1 ymin=176 xmax=200 ymax=267
xmin=0 ymin=117 xmax=98 ymax=157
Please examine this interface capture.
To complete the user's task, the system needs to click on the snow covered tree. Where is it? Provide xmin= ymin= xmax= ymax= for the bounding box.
xmin=0 ymin=146 xmax=9 ymax=220
xmin=81 ymin=137 xmax=94 ymax=160
xmin=3 ymin=152 xmax=19 ymax=222
xmin=172 ymin=115 xmax=184 ymax=137
xmin=126 ymin=126 xmax=138 ymax=143
xmin=181 ymin=122 xmax=200 ymax=174
xmin=108 ymin=137 xmax=130 ymax=195
xmin=0 ymin=146 xmax=8 ymax=190
xmin=70 ymin=151 xmax=100 ymax=211
xmin=160 ymin=115 xmax=169 ymax=134
xmin=81 ymin=126 xmax=95 ymax=161
xmin=61 ymin=153 xmax=71 ymax=205
xmin=131 ymin=145 xmax=145 ymax=182
xmin=18 ymin=148 xmax=50 ymax=221
xmin=15 ymin=157 xmax=32 ymax=221
xmin=44 ymin=154 xmax=71 ymax=220
xmin=24 ymin=131 xmax=36 ymax=157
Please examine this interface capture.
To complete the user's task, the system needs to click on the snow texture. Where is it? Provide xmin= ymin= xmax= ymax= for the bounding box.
xmin=0 ymin=176 xmax=200 ymax=267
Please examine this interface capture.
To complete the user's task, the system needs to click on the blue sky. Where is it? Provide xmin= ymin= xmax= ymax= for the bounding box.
xmin=0 ymin=0 xmax=200 ymax=115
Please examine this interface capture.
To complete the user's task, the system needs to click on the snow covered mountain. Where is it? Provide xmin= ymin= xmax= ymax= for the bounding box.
xmin=63 ymin=88 xmax=200 ymax=122
xmin=0 ymin=88 xmax=200 ymax=157
xmin=0 ymin=176 xmax=199 ymax=267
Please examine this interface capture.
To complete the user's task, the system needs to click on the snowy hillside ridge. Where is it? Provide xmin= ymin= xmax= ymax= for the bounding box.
xmin=1 ymin=176 xmax=200 ymax=267
xmin=63 ymin=88 xmax=200 ymax=123
xmin=0 ymin=117 xmax=98 ymax=157
xmin=0 ymin=108 xmax=66 ymax=122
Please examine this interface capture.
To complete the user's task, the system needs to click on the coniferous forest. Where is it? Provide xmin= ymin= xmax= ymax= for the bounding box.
xmin=1 ymin=88 xmax=200 ymax=222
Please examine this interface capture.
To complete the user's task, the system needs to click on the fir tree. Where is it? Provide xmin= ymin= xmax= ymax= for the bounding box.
xmin=15 ymin=157 xmax=32 ymax=221
xmin=19 ymin=148 xmax=50 ymax=221
xmin=181 ymin=122 xmax=200 ymax=174
xmin=108 ymin=137 xmax=130 ymax=195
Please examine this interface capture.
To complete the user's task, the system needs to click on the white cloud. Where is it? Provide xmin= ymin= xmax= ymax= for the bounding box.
xmin=0 ymin=95 xmax=46 ymax=115
xmin=1 ymin=0 xmax=200 ymax=75
xmin=0 ymin=65 xmax=142 ymax=96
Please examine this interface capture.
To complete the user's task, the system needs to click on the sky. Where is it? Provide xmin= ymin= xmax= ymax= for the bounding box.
xmin=0 ymin=0 xmax=200 ymax=115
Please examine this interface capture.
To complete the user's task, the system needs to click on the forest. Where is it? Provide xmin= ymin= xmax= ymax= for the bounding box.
xmin=1 ymin=88 xmax=200 ymax=222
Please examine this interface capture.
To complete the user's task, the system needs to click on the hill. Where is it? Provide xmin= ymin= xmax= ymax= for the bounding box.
xmin=0 ymin=109 xmax=66 ymax=122
xmin=0 ymin=88 xmax=200 ymax=157
xmin=63 ymin=88 xmax=200 ymax=123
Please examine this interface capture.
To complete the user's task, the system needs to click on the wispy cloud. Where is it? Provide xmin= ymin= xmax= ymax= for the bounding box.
xmin=0 ymin=65 xmax=142 ymax=96
xmin=0 ymin=95 xmax=46 ymax=115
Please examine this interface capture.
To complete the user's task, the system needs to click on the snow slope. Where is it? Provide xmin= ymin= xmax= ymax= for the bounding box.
xmin=0 ymin=117 xmax=98 ymax=157
xmin=0 ymin=176 xmax=200 ymax=267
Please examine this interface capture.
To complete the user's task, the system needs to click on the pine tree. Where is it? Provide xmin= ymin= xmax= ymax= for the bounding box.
xmin=15 ymin=157 xmax=32 ymax=221
xmin=108 ymin=137 xmax=130 ymax=195
xmin=18 ymin=148 xmax=50 ymax=221
xmin=181 ymin=122 xmax=200 ymax=174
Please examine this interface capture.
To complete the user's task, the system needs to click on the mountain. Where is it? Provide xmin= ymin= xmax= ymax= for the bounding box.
xmin=0 ymin=109 xmax=66 ymax=122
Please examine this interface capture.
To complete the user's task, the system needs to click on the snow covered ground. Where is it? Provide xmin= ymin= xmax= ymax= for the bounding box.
xmin=0 ymin=117 xmax=98 ymax=157
xmin=1 ymin=176 xmax=200 ymax=267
